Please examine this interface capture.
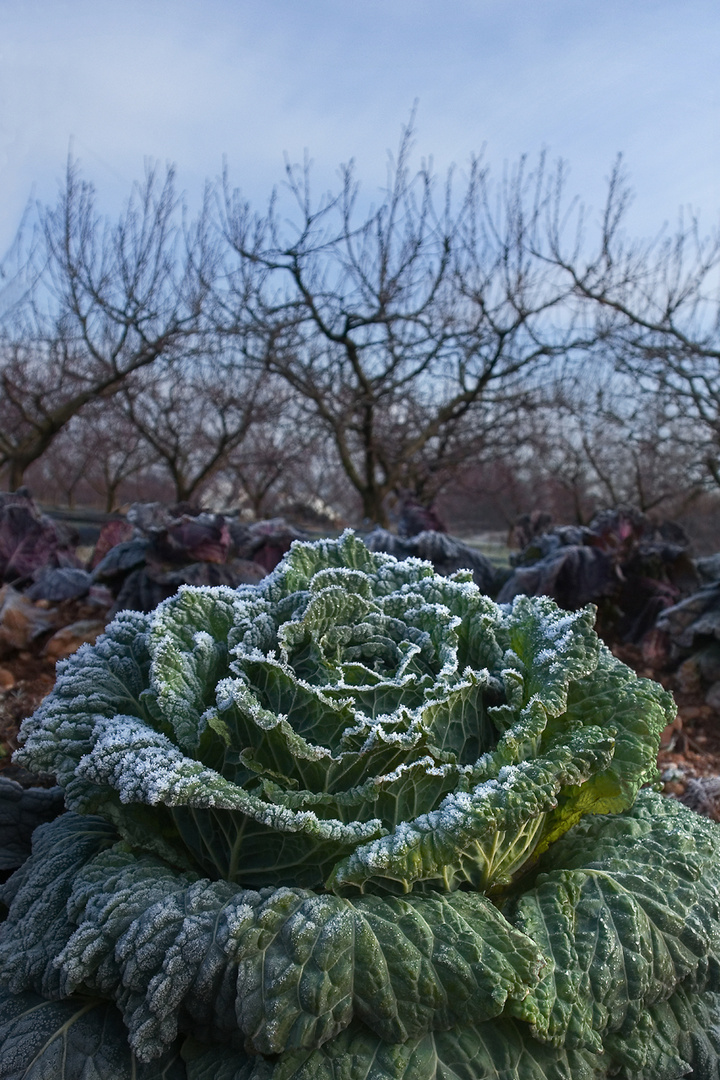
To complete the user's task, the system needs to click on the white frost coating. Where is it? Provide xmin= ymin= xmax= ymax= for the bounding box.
xmin=332 ymin=775 xmax=506 ymax=878
xmin=75 ymin=716 xmax=216 ymax=806
xmin=349 ymin=708 xmax=428 ymax=752
xmin=371 ymin=755 xmax=438 ymax=785
xmin=544 ymin=613 xmax=577 ymax=640
xmin=223 ymin=901 xmax=257 ymax=943
xmin=75 ymin=715 xmax=384 ymax=842
xmin=191 ymin=629 xmax=215 ymax=651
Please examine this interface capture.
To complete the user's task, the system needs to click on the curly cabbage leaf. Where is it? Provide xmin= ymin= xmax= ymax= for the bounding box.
xmin=16 ymin=531 xmax=673 ymax=894
xmin=504 ymin=791 xmax=720 ymax=1053
xmin=0 ymin=778 xmax=64 ymax=873
xmin=0 ymin=812 xmax=116 ymax=997
xmin=0 ymin=989 xmax=185 ymax=1080
xmin=6 ymin=530 xmax=718 ymax=1080
xmin=605 ymin=985 xmax=720 ymax=1080
xmin=180 ymin=989 xmax=720 ymax=1080
xmin=0 ymin=813 xmax=544 ymax=1061
xmin=2 ymin=793 xmax=720 ymax=1078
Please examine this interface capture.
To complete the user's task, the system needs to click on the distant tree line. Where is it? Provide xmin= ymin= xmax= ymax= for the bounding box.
xmin=1 ymin=126 xmax=719 ymax=530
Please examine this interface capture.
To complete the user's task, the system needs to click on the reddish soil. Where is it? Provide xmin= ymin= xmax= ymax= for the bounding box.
xmin=613 ymin=643 xmax=720 ymax=819
xmin=0 ymin=653 xmax=57 ymax=785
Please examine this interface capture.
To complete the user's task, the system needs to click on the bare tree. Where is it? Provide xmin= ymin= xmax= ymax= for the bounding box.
xmin=545 ymin=160 xmax=720 ymax=489
xmin=118 ymin=340 xmax=276 ymax=504
xmin=24 ymin=401 xmax=159 ymax=511
xmin=81 ymin=401 xmax=158 ymax=512
xmin=220 ymin=404 xmax=308 ymax=517
xmin=497 ymin=367 xmax=707 ymax=525
xmin=24 ymin=419 xmax=92 ymax=510
xmin=218 ymin=126 xmax=597 ymax=525
xmin=0 ymin=160 xmax=214 ymax=489
xmin=11 ymin=141 xmax=715 ymax=532
xmin=218 ymin=396 xmax=354 ymax=521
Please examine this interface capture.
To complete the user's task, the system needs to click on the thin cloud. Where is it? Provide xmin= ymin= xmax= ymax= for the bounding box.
xmin=0 ymin=0 xmax=718 ymax=251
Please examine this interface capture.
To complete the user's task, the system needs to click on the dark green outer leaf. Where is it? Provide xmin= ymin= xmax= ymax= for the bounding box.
xmin=180 ymin=1020 xmax=601 ymax=1080
xmin=0 ymin=989 xmax=184 ymax=1080
xmin=504 ymin=790 xmax=720 ymax=1051
xmin=0 ymin=779 xmax=64 ymax=872
xmin=50 ymin=840 xmax=541 ymax=1059
xmin=7 ymin=797 xmax=718 ymax=1067
xmin=255 ymin=1017 xmax=605 ymax=1080
xmin=2 ymin=797 xmax=720 ymax=1079
xmin=181 ymin=1038 xmax=266 ymax=1080
xmin=606 ymin=985 xmax=720 ymax=1080
xmin=182 ymin=987 xmax=720 ymax=1080
xmin=349 ymin=891 xmax=544 ymax=1042
xmin=0 ymin=813 xmax=116 ymax=998
xmin=0 ymin=815 xmax=542 ymax=1062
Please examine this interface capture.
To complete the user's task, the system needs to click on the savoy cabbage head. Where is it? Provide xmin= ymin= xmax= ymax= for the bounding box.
xmin=2 ymin=530 xmax=720 ymax=1080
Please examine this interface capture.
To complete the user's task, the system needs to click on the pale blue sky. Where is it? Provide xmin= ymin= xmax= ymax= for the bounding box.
xmin=1 ymin=0 xmax=718 ymax=252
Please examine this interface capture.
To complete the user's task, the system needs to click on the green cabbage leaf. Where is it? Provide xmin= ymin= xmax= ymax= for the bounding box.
xmin=0 ymin=989 xmax=185 ymax=1080
xmin=0 ymin=813 xmax=545 ymax=1059
xmin=3 ymin=531 xmax=718 ymax=1080
xmin=16 ymin=532 xmax=672 ymax=894
xmin=2 ymin=792 xmax=720 ymax=1078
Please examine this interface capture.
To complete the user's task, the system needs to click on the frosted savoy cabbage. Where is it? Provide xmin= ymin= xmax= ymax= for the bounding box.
xmin=1 ymin=530 xmax=720 ymax=1080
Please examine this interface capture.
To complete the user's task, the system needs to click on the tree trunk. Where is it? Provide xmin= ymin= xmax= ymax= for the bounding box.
xmin=105 ymin=482 xmax=121 ymax=514
xmin=361 ymin=487 xmax=388 ymax=528
xmin=8 ymin=458 xmax=26 ymax=492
